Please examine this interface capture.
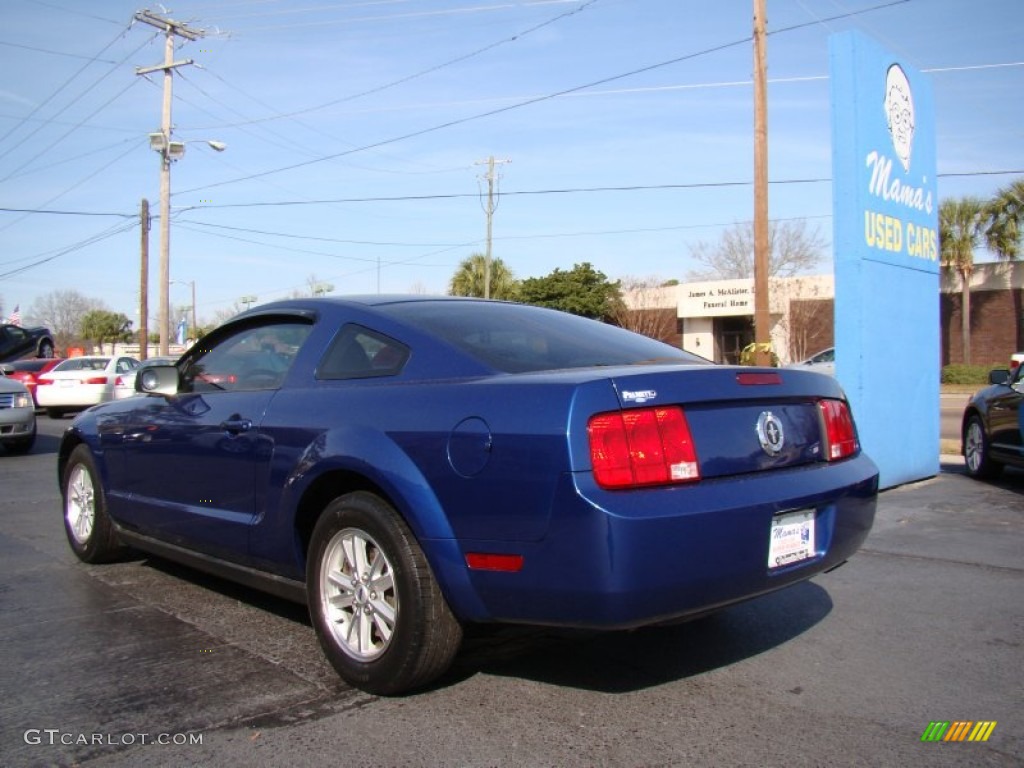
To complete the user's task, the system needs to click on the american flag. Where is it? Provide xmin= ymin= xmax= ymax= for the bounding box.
xmin=6 ymin=305 xmax=20 ymax=326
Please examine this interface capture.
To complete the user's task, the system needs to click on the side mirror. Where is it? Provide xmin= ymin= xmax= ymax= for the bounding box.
xmin=136 ymin=364 xmax=181 ymax=395
xmin=988 ymin=369 xmax=1011 ymax=386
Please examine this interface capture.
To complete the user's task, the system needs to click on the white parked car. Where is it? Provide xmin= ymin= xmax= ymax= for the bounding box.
xmin=113 ymin=356 xmax=180 ymax=399
xmin=1011 ymin=352 xmax=1023 ymax=374
xmin=786 ymin=347 xmax=835 ymax=377
xmin=36 ymin=355 xmax=140 ymax=418
xmin=0 ymin=375 xmax=36 ymax=453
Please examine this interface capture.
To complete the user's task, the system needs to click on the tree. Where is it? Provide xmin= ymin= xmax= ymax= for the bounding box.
xmin=518 ymin=262 xmax=623 ymax=321
xmin=448 ymin=253 xmax=519 ymax=300
xmin=939 ymin=196 xmax=987 ymax=365
xmin=210 ymin=303 xmax=246 ymax=327
xmin=29 ymin=290 xmax=105 ymax=352
xmin=686 ymin=219 xmax=826 ymax=280
xmin=985 ymin=178 xmax=1024 ymax=260
xmin=80 ymin=310 xmax=133 ymax=354
xmin=613 ymin=276 xmax=678 ymax=342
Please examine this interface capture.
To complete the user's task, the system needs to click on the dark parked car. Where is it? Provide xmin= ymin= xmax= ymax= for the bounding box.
xmin=0 ymin=323 xmax=55 ymax=362
xmin=962 ymin=364 xmax=1024 ymax=479
xmin=58 ymin=297 xmax=878 ymax=694
xmin=0 ymin=358 xmax=62 ymax=407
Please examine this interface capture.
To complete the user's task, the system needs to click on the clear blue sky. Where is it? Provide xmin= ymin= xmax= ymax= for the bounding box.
xmin=1 ymin=0 xmax=1021 ymax=327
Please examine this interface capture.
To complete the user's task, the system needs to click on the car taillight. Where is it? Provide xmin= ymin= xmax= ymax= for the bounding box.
xmin=587 ymin=406 xmax=700 ymax=489
xmin=37 ymin=377 xmax=53 ymax=385
xmin=819 ymin=399 xmax=858 ymax=460
xmin=84 ymin=376 xmax=108 ymax=385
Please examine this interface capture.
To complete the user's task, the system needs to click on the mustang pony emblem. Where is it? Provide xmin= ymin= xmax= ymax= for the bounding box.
xmin=757 ymin=411 xmax=785 ymax=456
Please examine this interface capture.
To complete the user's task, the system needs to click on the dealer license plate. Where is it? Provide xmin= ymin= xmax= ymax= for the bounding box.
xmin=768 ymin=509 xmax=816 ymax=569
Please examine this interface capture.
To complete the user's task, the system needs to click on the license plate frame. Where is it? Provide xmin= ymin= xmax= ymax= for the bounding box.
xmin=768 ymin=509 xmax=816 ymax=569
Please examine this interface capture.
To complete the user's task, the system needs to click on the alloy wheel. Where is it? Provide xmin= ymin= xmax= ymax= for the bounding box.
xmin=319 ymin=527 xmax=398 ymax=661
xmin=65 ymin=464 xmax=96 ymax=545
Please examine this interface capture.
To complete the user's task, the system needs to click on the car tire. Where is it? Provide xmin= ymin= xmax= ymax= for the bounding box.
xmin=38 ymin=340 xmax=55 ymax=358
xmin=62 ymin=444 xmax=125 ymax=563
xmin=4 ymin=428 xmax=36 ymax=455
xmin=47 ymin=408 xmax=64 ymax=419
xmin=307 ymin=491 xmax=463 ymax=695
xmin=963 ymin=415 xmax=1002 ymax=480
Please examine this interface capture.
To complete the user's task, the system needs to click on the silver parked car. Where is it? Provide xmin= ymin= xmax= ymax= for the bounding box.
xmin=0 ymin=374 xmax=36 ymax=454
xmin=787 ymin=347 xmax=835 ymax=377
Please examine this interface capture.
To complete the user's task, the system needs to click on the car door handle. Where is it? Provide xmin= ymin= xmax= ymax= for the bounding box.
xmin=220 ymin=417 xmax=253 ymax=435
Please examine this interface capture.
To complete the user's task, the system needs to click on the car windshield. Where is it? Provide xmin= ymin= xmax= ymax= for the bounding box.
xmin=380 ymin=300 xmax=707 ymax=374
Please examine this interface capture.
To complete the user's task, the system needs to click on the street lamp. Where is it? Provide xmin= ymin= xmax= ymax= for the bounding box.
xmin=149 ymin=135 xmax=225 ymax=354
xmin=171 ymin=279 xmax=197 ymax=342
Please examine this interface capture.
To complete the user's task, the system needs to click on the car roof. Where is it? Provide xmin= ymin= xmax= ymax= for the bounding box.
xmin=231 ymin=294 xmax=486 ymax=318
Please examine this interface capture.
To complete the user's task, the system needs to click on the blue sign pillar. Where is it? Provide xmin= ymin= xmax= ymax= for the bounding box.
xmin=830 ymin=31 xmax=939 ymax=489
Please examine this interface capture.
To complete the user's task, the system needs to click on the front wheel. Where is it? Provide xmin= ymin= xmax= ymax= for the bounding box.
xmin=62 ymin=445 xmax=125 ymax=562
xmin=963 ymin=415 xmax=1002 ymax=480
xmin=307 ymin=492 xmax=462 ymax=695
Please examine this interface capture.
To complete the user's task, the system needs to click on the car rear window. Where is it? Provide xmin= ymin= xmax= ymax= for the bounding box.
xmin=6 ymin=359 xmax=51 ymax=372
xmin=55 ymin=358 xmax=111 ymax=371
xmin=380 ymin=301 xmax=707 ymax=374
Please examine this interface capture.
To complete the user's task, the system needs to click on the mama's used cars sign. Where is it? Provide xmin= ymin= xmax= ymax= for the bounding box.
xmin=830 ymin=31 xmax=939 ymax=488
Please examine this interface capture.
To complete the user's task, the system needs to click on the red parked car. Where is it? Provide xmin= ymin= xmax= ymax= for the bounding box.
xmin=0 ymin=358 xmax=63 ymax=407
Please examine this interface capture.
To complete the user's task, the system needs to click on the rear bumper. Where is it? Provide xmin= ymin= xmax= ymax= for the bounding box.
xmin=438 ymin=453 xmax=878 ymax=628
xmin=36 ymin=386 xmax=108 ymax=408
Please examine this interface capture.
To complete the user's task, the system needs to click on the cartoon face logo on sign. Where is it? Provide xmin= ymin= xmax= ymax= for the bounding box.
xmin=884 ymin=63 xmax=915 ymax=172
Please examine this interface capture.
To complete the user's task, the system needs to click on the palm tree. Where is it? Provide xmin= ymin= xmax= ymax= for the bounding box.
xmin=985 ymin=178 xmax=1024 ymax=260
xmin=448 ymin=253 xmax=519 ymax=300
xmin=939 ymin=197 xmax=986 ymax=364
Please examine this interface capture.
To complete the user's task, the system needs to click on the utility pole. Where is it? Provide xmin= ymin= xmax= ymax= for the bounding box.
xmin=475 ymin=156 xmax=510 ymax=299
xmin=752 ymin=0 xmax=772 ymax=366
xmin=139 ymin=198 xmax=149 ymax=360
xmin=134 ymin=9 xmax=204 ymax=355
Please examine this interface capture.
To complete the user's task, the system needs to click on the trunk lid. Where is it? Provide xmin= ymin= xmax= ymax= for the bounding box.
xmin=606 ymin=365 xmax=847 ymax=478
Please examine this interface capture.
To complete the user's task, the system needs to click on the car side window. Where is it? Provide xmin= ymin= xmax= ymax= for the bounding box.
xmin=318 ymin=325 xmax=409 ymax=380
xmin=182 ymin=320 xmax=313 ymax=393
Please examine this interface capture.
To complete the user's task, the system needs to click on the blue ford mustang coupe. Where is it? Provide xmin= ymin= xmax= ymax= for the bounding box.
xmin=58 ymin=297 xmax=878 ymax=694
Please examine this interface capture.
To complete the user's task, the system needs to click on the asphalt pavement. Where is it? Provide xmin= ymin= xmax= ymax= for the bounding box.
xmin=0 ymin=417 xmax=1020 ymax=767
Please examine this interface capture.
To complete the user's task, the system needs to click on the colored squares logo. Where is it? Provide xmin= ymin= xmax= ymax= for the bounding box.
xmin=921 ymin=721 xmax=997 ymax=743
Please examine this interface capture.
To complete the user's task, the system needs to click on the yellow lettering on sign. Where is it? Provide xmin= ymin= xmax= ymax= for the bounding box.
xmin=864 ymin=210 xmax=903 ymax=253
xmin=905 ymin=222 xmax=938 ymax=261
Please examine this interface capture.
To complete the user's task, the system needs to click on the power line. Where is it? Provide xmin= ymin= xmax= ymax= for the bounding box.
xmin=176 ymin=37 xmax=751 ymax=195
xmin=0 ymin=138 xmax=146 ymax=234
xmin=175 ymin=0 xmax=914 ymax=196
xmin=0 ymin=24 xmax=142 ymax=158
xmin=176 ymin=220 xmax=469 ymax=248
xmin=0 ymin=220 xmax=137 ymax=278
xmin=200 ymin=0 xmax=600 ymax=130
xmin=24 ymin=0 xmax=123 ymax=26
xmin=0 ymin=39 xmax=117 ymax=63
xmin=3 ymin=168 xmax=1021 ymax=219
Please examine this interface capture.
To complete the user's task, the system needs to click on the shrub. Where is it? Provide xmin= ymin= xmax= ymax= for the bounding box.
xmin=941 ymin=364 xmax=1003 ymax=385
